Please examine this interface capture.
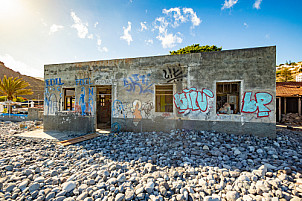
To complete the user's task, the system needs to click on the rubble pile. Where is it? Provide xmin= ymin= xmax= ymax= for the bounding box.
xmin=0 ymin=121 xmax=42 ymax=136
xmin=0 ymin=122 xmax=301 ymax=201
xmin=280 ymin=113 xmax=302 ymax=126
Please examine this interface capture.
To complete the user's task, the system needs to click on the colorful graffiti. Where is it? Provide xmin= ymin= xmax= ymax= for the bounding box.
xmin=75 ymin=78 xmax=93 ymax=85
xmin=141 ymin=101 xmax=154 ymax=119
xmin=131 ymin=100 xmax=142 ymax=126
xmin=163 ymin=67 xmax=186 ymax=83
xmin=174 ymin=87 xmax=214 ymax=114
xmin=76 ymin=87 xmax=94 ymax=116
xmin=241 ymin=92 xmax=273 ymax=117
xmin=123 ymin=74 xmax=154 ymax=94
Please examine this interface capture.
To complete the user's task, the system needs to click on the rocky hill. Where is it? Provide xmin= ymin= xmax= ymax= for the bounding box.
xmin=0 ymin=61 xmax=44 ymax=100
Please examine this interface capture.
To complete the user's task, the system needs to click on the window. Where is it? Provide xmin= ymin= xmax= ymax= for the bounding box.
xmin=155 ymin=85 xmax=173 ymax=112
xmin=64 ymin=88 xmax=75 ymax=111
xmin=216 ymin=82 xmax=240 ymax=114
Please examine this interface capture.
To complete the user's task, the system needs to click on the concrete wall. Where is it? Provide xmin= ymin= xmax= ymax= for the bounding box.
xmin=44 ymin=46 xmax=276 ymax=137
xmin=28 ymin=108 xmax=43 ymax=121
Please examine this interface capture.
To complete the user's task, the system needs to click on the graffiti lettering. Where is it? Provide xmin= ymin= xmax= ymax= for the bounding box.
xmin=45 ymin=78 xmax=64 ymax=87
xmin=76 ymin=87 xmax=94 ymax=116
xmin=123 ymin=74 xmax=154 ymax=94
xmin=174 ymin=87 xmax=214 ymax=114
xmin=111 ymin=122 xmax=121 ymax=133
xmin=241 ymin=92 xmax=273 ymax=117
xmin=112 ymin=100 xmax=126 ymax=118
xmin=163 ymin=67 xmax=186 ymax=83
xmin=76 ymin=78 xmax=93 ymax=85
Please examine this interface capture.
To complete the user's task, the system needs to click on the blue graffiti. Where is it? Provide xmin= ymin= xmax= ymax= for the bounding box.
xmin=174 ymin=87 xmax=214 ymax=114
xmin=45 ymin=78 xmax=64 ymax=87
xmin=112 ymin=100 xmax=125 ymax=119
xmin=111 ymin=122 xmax=121 ymax=133
xmin=79 ymin=87 xmax=86 ymax=116
xmin=76 ymin=78 xmax=93 ymax=85
xmin=88 ymin=87 xmax=94 ymax=114
xmin=123 ymin=74 xmax=154 ymax=94
xmin=44 ymin=93 xmax=58 ymax=115
xmin=241 ymin=92 xmax=273 ymax=117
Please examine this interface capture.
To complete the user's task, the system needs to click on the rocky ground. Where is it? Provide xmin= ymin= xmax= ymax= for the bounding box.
xmin=0 ymin=121 xmax=301 ymax=201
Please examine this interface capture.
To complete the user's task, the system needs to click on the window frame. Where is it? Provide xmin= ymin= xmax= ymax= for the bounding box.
xmin=155 ymin=84 xmax=174 ymax=113
xmin=216 ymin=81 xmax=241 ymax=115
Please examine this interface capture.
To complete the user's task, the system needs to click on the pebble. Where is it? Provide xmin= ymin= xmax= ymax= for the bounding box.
xmin=0 ymin=121 xmax=301 ymax=200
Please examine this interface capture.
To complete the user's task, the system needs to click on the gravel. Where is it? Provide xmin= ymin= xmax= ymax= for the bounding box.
xmin=0 ymin=121 xmax=301 ymax=200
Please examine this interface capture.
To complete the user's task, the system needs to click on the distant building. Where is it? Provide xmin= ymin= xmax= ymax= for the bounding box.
xmin=276 ymin=82 xmax=302 ymax=122
xmin=296 ymin=73 xmax=302 ymax=82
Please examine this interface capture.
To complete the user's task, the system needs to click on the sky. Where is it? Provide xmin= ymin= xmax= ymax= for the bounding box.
xmin=0 ymin=0 xmax=301 ymax=78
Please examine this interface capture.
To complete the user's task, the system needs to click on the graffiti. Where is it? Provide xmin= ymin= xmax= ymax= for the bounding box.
xmin=95 ymin=79 xmax=112 ymax=85
xmin=76 ymin=78 xmax=93 ymax=85
xmin=45 ymin=78 xmax=64 ymax=87
xmin=78 ymin=87 xmax=86 ymax=116
xmin=174 ymin=87 xmax=214 ymax=114
xmin=111 ymin=122 xmax=121 ymax=133
xmin=44 ymin=78 xmax=64 ymax=115
xmin=141 ymin=101 xmax=154 ymax=119
xmin=76 ymin=87 xmax=94 ymax=116
xmin=44 ymin=93 xmax=58 ymax=115
xmin=162 ymin=113 xmax=171 ymax=118
xmin=131 ymin=100 xmax=142 ymax=126
xmin=123 ymin=74 xmax=154 ymax=94
xmin=163 ymin=67 xmax=186 ymax=83
xmin=241 ymin=92 xmax=273 ymax=117
xmin=87 ymin=87 xmax=94 ymax=114
xmin=112 ymin=100 xmax=126 ymax=118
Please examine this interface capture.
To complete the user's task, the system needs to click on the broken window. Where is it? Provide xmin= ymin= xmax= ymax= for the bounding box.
xmin=155 ymin=85 xmax=173 ymax=112
xmin=216 ymin=82 xmax=240 ymax=114
xmin=64 ymin=88 xmax=75 ymax=111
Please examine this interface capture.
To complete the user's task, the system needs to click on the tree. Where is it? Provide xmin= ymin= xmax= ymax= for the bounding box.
xmin=170 ymin=44 xmax=222 ymax=55
xmin=279 ymin=68 xmax=293 ymax=82
xmin=0 ymin=76 xmax=33 ymax=113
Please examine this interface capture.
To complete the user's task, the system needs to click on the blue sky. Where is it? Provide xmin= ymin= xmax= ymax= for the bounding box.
xmin=0 ymin=0 xmax=301 ymax=77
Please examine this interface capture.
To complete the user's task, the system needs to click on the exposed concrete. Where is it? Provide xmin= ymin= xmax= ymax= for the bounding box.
xmin=28 ymin=108 xmax=43 ymax=121
xmin=44 ymin=46 xmax=276 ymax=137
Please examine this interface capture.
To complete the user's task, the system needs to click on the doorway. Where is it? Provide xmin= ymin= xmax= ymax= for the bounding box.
xmin=96 ymin=86 xmax=112 ymax=129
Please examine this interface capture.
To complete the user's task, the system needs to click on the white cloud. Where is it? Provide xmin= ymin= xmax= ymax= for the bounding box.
xmin=120 ymin=21 xmax=133 ymax=45
xmin=154 ymin=17 xmax=182 ymax=48
xmin=40 ymin=18 xmax=47 ymax=27
xmin=87 ymin=34 xmax=93 ymax=39
xmin=140 ymin=22 xmax=147 ymax=31
xmin=183 ymin=8 xmax=202 ymax=28
xmin=0 ymin=54 xmax=40 ymax=77
xmin=94 ymin=22 xmax=99 ymax=28
xmin=49 ymin=24 xmax=64 ymax=35
xmin=243 ymin=22 xmax=248 ymax=28
xmin=253 ymin=0 xmax=262 ymax=9
xmin=221 ymin=0 xmax=238 ymax=10
xmin=98 ymin=47 xmax=108 ymax=52
xmin=70 ymin=11 xmax=89 ymax=39
xmin=145 ymin=39 xmax=153 ymax=45
xmin=157 ymin=33 xmax=182 ymax=48
xmin=163 ymin=8 xmax=186 ymax=27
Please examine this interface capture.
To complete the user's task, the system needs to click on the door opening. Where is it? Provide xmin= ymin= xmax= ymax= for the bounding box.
xmin=96 ymin=86 xmax=112 ymax=129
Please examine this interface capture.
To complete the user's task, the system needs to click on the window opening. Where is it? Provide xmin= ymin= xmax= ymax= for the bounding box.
xmin=216 ymin=82 xmax=240 ymax=114
xmin=155 ymin=85 xmax=173 ymax=112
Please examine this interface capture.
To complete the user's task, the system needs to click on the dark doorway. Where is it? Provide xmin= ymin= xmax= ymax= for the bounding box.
xmin=96 ymin=86 xmax=112 ymax=129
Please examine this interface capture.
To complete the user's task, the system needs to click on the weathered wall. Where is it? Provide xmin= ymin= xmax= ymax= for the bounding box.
xmin=28 ymin=108 xmax=43 ymax=121
xmin=44 ymin=46 xmax=276 ymax=137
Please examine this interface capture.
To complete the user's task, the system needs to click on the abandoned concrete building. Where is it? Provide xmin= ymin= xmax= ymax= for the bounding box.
xmin=44 ymin=46 xmax=276 ymax=137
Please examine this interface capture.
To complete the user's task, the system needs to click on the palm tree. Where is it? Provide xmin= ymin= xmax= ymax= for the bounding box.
xmin=0 ymin=75 xmax=33 ymax=113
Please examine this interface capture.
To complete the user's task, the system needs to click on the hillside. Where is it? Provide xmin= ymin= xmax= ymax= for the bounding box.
xmin=0 ymin=61 xmax=44 ymax=100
